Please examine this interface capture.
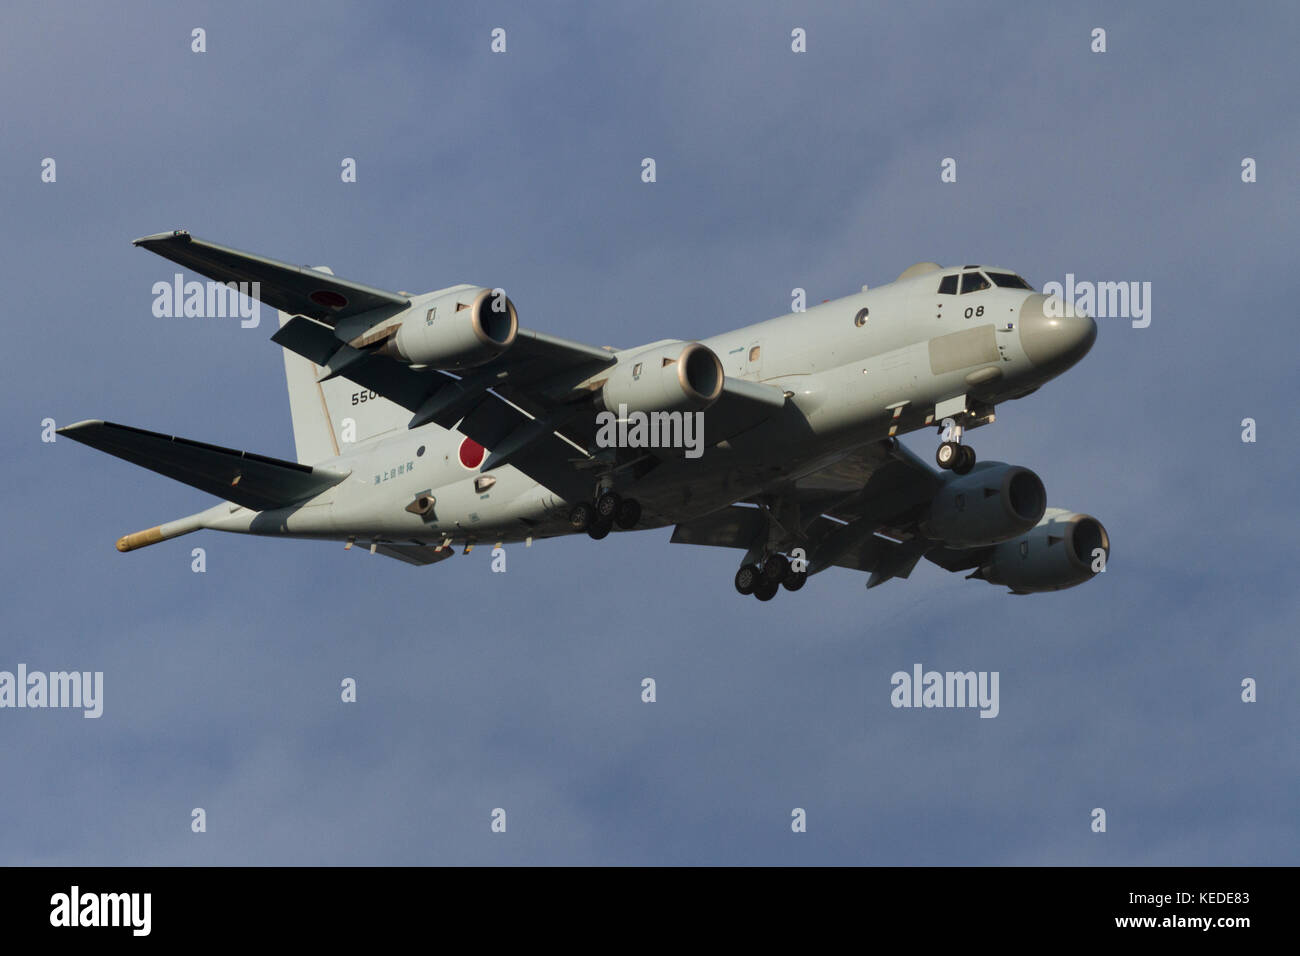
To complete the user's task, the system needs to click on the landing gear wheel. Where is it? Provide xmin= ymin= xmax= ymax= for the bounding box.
xmin=568 ymin=502 xmax=593 ymax=532
xmin=936 ymin=442 xmax=961 ymax=470
xmin=595 ymin=491 xmax=621 ymax=520
xmin=734 ymin=563 xmax=759 ymax=595
xmin=587 ymin=515 xmax=613 ymax=540
xmin=952 ymin=445 xmax=976 ymax=475
xmin=614 ymin=497 xmax=641 ymax=530
xmin=753 ymin=579 xmax=779 ymax=601
xmin=762 ymin=553 xmax=790 ymax=583
xmin=782 ymin=571 xmax=807 ymax=592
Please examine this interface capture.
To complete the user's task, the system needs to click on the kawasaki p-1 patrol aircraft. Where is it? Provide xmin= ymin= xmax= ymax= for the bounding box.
xmin=61 ymin=231 xmax=1108 ymax=600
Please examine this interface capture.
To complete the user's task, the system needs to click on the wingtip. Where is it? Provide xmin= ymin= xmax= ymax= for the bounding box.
xmin=56 ymin=419 xmax=106 ymax=436
xmin=132 ymin=229 xmax=190 ymax=247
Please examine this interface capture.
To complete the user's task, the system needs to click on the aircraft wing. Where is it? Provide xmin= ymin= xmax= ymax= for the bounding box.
xmin=269 ymin=308 xmax=783 ymax=502
xmin=670 ymin=440 xmax=945 ymax=587
xmin=268 ymin=313 xmax=612 ymax=503
xmin=136 ymin=231 xmax=785 ymax=504
xmin=133 ymin=230 xmax=409 ymax=325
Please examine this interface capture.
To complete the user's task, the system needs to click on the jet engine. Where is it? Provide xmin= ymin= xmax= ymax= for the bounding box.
xmin=378 ymin=286 xmax=517 ymax=369
xmin=974 ymin=508 xmax=1110 ymax=593
xmin=921 ymin=462 xmax=1046 ymax=548
xmin=601 ymin=341 xmax=725 ymax=415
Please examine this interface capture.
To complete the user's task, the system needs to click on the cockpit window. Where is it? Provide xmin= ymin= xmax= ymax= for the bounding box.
xmin=937 ymin=274 xmax=958 ymax=295
xmin=960 ymin=271 xmax=990 ymax=294
xmin=987 ymin=272 xmax=1033 ymax=290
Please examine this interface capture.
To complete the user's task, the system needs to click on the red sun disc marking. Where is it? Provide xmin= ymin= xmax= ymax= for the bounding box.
xmin=458 ymin=438 xmax=486 ymax=469
xmin=309 ymin=289 xmax=349 ymax=309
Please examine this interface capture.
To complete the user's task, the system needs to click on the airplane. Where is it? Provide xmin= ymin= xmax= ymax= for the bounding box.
xmin=60 ymin=231 xmax=1109 ymax=601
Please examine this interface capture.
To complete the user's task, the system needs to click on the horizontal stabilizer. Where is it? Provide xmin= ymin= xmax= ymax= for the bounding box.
xmin=58 ymin=420 xmax=349 ymax=511
xmin=134 ymin=230 xmax=408 ymax=325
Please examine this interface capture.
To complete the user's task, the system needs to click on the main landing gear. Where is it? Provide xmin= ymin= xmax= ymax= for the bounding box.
xmin=734 ymin=552 xmax=807 ymax=600
xmin=935 ymin=418 xmax=976 ymax=475
xmin=568 ymin=490 xmax=642 ymax=540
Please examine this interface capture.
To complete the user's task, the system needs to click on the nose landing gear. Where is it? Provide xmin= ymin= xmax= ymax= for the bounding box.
xmin=935 ymin=418 xmax=976 ymax=475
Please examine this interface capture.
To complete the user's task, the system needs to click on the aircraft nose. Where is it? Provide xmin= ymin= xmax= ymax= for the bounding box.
xmin=1018 ymin=293 xmax=1097 ymax=369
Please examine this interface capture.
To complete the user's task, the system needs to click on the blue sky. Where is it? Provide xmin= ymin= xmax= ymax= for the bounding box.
xmin=1 ymin=0 xmax=1296 ymax=864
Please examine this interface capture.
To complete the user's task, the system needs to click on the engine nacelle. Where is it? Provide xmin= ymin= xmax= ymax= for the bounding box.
xmin=976 ymin=508 xmax=1110 ymax=593
xmin=601 ymin=341 xmax=724 ymax=415
xmin=381 ymin=286 xmax=517 ymax=369
xmin=921 ymin=462 xmax=1046 ymax=548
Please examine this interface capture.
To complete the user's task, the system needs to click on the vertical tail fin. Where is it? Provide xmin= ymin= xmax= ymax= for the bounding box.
xmin=278 ymin=267 xmax=414 ymax=464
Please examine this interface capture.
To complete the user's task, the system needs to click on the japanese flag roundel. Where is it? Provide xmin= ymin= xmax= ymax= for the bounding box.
xmin=458 ymin=437 xmax=486 ymax=470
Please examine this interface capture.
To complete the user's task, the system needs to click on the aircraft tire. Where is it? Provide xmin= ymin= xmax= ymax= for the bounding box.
xmin=953 ymin=445 xmax=976 ymax=475
xmin=782 ymin=571 xmax=807 ymax=591
xmin=936 ymin=442 xmax=960 ymax=469
xmin=595 ymin=492 xmax=621 ymax=519
xmin=762 ymin=553 xmax=790 ymax=583
xmin=587 ymin=516 xmax=613 ymax=540
xmin=569 ymin=502 xmax=593 ymax=532
xmin=615 ymin=497 xmax=642 ymax=529
xmin=753 ymin=579 xmax=779 ymax=601
xmin=735 ymin=564 xmax=759 ymax=595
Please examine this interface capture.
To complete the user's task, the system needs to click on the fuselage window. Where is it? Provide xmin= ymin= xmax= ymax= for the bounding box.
xmin=987 ymin=272 xmax=1033 ymax=290
xmin=960 ymin=272 xmax=990 ymax=294
xmin=749 ymin=346 xmax=761 ymax=362
xmin=938 ymin=274 xmax=958 ymax=295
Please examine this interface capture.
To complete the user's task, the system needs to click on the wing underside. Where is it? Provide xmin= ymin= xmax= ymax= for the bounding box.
xmin=670 ymin=440 xmax=947 ymax=587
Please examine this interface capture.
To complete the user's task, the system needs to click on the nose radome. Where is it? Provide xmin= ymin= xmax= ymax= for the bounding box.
xmin=1018 ymin=293 xmax=1098 ymax=369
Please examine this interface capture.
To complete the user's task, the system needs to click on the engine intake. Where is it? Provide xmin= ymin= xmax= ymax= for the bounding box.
xmin=601 ymin=341 xmax=724 ymax=415
xmin=922 ymin=462 xmax=1046 ymax=548
xmin=977 ymin=508 xmax=1110 ymax=593
xmin=381 ymin=286 xmax=517 ymax=369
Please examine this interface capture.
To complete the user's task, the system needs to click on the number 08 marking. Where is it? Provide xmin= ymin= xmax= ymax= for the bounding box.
xmin=964 ymin=305 xmax=985 ymax=319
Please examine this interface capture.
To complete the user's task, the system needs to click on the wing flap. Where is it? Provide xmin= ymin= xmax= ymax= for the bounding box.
xmin=510 ymin=329 xmax=619 ymax=368
xmin=271 ymin=314 xmax=443 ymax=411
xmin=371 ymin=542 xmax=456 ymax=566
xmin=669 ymin=506 xmax=766 ymax=549
xmin=58 ymin=420 xmax=349 ymax=511
xmin=700 ymin=377 xmax=788 ymax=447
